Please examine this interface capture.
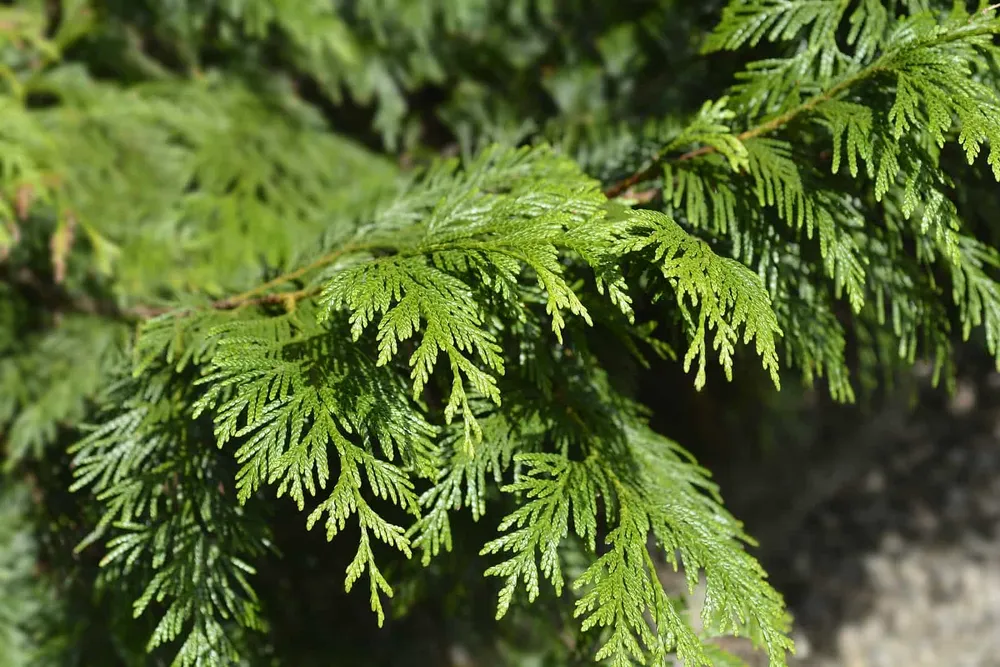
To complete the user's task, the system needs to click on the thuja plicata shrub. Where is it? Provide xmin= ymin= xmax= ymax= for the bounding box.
xmin=2 ymin=1 xmax=1000 ymax=665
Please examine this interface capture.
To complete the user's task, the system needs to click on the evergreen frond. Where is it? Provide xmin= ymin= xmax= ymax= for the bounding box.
xmin=951 ymin=236 xmax=1000 ymax=365
xmin=705 ymin=0 xmax=847 ymax=53
xmin=69 ymin=370 xmax=271 ymax=667
xmin=482 ymin=421 xmax=793 ymax=667
xmin=409 ymin=409 xmax=530 ymax=564
xmin=188 ymin=307 xmax=435 ymax=624
xmin=616 ymin=209 xmax=782 ymax=389
xmin=318 ymin=144 xmax=610 ymax=441
xmin=5 ymin=2 xmax=1000 ymax=665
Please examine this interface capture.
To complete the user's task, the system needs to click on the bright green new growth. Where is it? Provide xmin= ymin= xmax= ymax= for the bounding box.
xmin=3 ymin=1 xmax=1000 ymax=666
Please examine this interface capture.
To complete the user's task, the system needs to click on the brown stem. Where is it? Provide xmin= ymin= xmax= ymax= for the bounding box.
xmin=118 ymin=241 xmax=390 ymax=319
xmin=604 ymin=16 xmax=1000 ymax=200
xmin=602 ymin=68 xmax=878 ymax=199
xmin=212 ymin=243 xmax=367 ymax=309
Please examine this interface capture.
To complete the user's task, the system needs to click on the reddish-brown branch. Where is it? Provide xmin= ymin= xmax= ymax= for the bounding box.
xmin=602 ymin=65 xmax=883 ymax=200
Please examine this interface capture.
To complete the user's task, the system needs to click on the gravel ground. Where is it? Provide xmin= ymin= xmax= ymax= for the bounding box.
xmin=730 ymin=361 xmax=1000 ymax=666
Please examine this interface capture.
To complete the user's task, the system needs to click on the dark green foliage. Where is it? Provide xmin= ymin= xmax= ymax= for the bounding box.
xmin=2 ymin=1 xmax=999 ymax=666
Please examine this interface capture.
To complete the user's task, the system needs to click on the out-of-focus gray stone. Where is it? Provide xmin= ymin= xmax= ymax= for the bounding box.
xmin=808 ymin=547 xmax=1000 ymax=667
xmin=703 ymin=360 xmax=1000 ymax=667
